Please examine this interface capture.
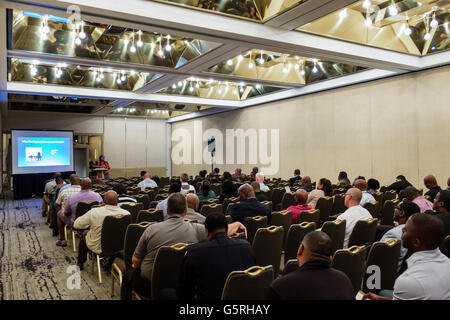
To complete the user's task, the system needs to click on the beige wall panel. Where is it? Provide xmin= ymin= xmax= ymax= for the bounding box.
xmin=125 ymin=118 xmax=147 ymax=168
xmin=104 ymin=117 xmax=126 ymax=169
xmin=146 ymin=119 xmax=168 ymax=169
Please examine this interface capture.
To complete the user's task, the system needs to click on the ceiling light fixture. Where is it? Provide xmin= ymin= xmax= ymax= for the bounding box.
xmin=130 ymin=31 xmax=136 ymax=53
xmin=137 ymin=30 xmax=143 ymax=47
xmin=79 ymin=21 xmax=86 ymax=39
xmin=255 ymin=84 xmax=261 ymax=89
xmin=172 ymin=84 xmax=177 ymax=89
xmin=258 ymin=50 xmax=264 ymax=64
xmin=165 ymin=35 xmax=171 ymax=52
xmin=40 ymin=15 xmax=50 ymax=40
xmin=362 ymin=0 xmax=371 ymax=10
xmin=430 ymin=12 xmax=438 ymax=28
xmin=237 ymin=55 xmax=243 ymax=62
xmin=388 ymin=3 xmax=398 ymax=16
xmin=227 ymin=59 xmax=233 ymax=66
xmin=339 ymin=9 xmax=347 ymax=20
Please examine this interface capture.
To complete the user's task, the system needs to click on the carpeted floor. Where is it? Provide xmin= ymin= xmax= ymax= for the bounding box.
xmin=0 ymin=198 xmax=119 ymax=300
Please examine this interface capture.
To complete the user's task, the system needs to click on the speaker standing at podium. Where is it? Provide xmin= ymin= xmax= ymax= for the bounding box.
xmin=96 ymin=155 xmax=111 ymax=180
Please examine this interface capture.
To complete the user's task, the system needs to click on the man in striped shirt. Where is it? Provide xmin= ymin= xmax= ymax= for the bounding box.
xmin=113 ymin=183 xmax=137 ymax=207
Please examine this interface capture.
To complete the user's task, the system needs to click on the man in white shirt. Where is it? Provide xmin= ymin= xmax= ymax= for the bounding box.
xmin=336 ymin=188 xmax=372 ymax=248
xmin=156 ymin=183 xmax=182 ymax=220
xmin=354 ymin=179 xmax=375 ymax=207
xmin=364 ymin=213 xmax=450 ymax=300
xmin=180 ymin=173 xmax=196 ymax=194
xmin=73 ymin=190 xmax=130 ymax=269
xmin=137 ymin=173 xmax=157 ymax=191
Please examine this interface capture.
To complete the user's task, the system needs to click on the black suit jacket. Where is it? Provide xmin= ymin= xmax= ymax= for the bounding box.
xmin=229 ymin=198 xmax=271 ymax=223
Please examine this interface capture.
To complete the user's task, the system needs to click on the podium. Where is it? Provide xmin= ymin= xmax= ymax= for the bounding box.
xmin=93 ymin=167 xmax=108 ymax=179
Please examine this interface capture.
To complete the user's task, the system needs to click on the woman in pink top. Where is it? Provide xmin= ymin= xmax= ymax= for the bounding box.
xmin=287 ymin=189 xmax=314 ymax=223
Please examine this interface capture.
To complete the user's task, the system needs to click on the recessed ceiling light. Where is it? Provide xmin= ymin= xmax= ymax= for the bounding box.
xmin=227 ymin=59 xmax=233 ymax=66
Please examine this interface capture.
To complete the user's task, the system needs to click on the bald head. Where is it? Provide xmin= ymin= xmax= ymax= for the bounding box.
xmin=80 ymin=178 xmax=92 ymax=190
xmin=295 ymin=189 xmax=308 ymax=205
xmin=251 ymin=181 xmax=261 ymax=192
xmin=104 ymin=190 xmax=118 ymax=206
xmin=239 ymin=184 xmax=255 ymax=201
xmin=255 ymin=173 xmax=264 ymax=183
xmin=143 ymin=173 xmax=150 ymax=179
xmin=345 ymin=188 xmax=362 ymax=207
xmin=186 ymin=193 xmax=200 ymax=211
xmin=354 ymin=179 xmax=368 ymax=191
xmin=297 ymin=231 xmax=333 ymax=267
xmin=424 ymin=175 xmax=438 ymax=188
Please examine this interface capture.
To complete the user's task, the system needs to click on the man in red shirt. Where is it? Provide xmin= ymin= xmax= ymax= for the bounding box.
xmin=287 ymin=189 xmax=314 ymax=224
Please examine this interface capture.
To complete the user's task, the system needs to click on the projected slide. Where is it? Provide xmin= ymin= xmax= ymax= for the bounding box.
xmin=12 ymin=130 xmax=74 ymax=175
xmin=17 ymin=137 xmax=71 ymax=167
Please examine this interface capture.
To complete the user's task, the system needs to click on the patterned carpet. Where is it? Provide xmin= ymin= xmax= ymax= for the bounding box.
xmin=0 ymin=199 xmax=119 ymax=300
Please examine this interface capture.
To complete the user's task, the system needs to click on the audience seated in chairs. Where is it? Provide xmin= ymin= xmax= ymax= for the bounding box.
xmin=380 ymin=200 xmax=420 ymax=273
xmin=337 ymin=171 xmax=351 ymax=187
xmin=137 ymin=173 xmax=158 ymax=191
xmin=177 ymin=213 xmax=254 ymax=300
xmin=423 ymin=174 xmax=442 ymax=203
xmin=219 ymin=180 xmax=238 ymax=204
xmin=156 ymin=182 xmax=182 ymax=220
xmin=89 ymin=171 xmax=105 ymax=185
xmin=299 ymin=176 xmax=313 ymax=193
xmin=196 ymin=180 xmax=216 ymax=202
xmin=289 ymin=169 xmax=302 ymax=187
xmin=364 ymin=213 xmax=450 ymax=300
xmin=180 ymin=173 xmax=196 ymax=195
xmin=113 ymin=183 xmax=137 ymax=207
xmin=231 ymin=168 xmax=242 ymax=181
xmin=255 ymin=173 xmax=269 ymax=192
xmin=120 ymin=192 xmax=246 ymax=300
xmin=73 ymin=190 xmax=130 ymax=270
xmin=229 ymin=184 xmax=271 ymax=223
xmin=49 ymin=175 xmax=65 ymax=234
xmin=387 ymin=175 xmax=412 ymax=194
xmin=367 ymin=178 xmax=380 ymax=195
xmin=433 ymin=190 xmax=450 ymax=236
xmin=251 ymin=181 xmax=269 ymax=202
xmin=267 ymin=231 xmax=354 ymax=300
xmin=307 ymin=178 xmax=332 ymax=208
xmin=286 ymin=189 xmax=314 ymax=224
xmin=55 ymin=175 xmax=81 ymax=247
xmin=353 ymin=179 xmax=375 ymax=207
xmin=42 ymin=172 xmax=63 ymax=216
xmin=336 ymin=188 xmax=372 ymax=248
xmin=186 ymin=194 xmax=206 ymax=224
xmin=403 ymin=186 xmax=433 ymax=213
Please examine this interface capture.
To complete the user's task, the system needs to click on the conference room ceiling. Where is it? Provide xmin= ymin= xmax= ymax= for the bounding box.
xmin=2 ymin=0 xmax=449 ymax=121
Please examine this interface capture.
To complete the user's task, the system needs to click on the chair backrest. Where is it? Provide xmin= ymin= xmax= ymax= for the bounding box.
xmin=123 ymin=222 xmax=152 ymax=270
xmin=222 ymin=197 xmax=239 ymax=214
xmin=226 ymin=201 xmax=240 ymax=215
xmin=151 ymin=243 xmax=190 ymax=300
xmin=136 ymin=208 xmax=164 ymax=223
xmin=348 ymin=218 xmax=378 ymax=247
xmin=382 ymin=190 xmax=397 ymax=206
xmin=363 ymin=201 xmax=380 ymax=219
xmin=332 ymin=194 xmax=347 ymax=215
xmin=363 ymin=238 xmax=401 ymax=292
xmin=159 ymin=176 xmax=170 ymax=187
xmin=134 ymin=194 xmax=150 ymax=210
xmin=230 ymin=232 xmax=246 ymax=240
xmin=296 ymin=209 xmax=320 ymax=226
xmin=252 ymin=226 xmax=284 ymax=276
xmin=155 ymin=193 xmax=169 ymax=201
xmin=321 ymin=219 xmax=346 ymax=255
xmin=225 ymin=215 xmax=232 ymax=224
xmin=199 ymin=203 xmax=223 ymax=217
xmin=75 ymin=201 xmax=99 ymax=219
xmin=332 ymin=245 xmax=367 ymax=295
xmin=243 ymin=216 xmax=268 ymax=244
xmin=372 ymin=192 xmax=383 ymax=204
xmin=285 ymin=222 xmax=316 ymax=261
xmin=221 ymin=266 xmax=274 ymax=300
xmin=280 ymin=192 xmax=295 ymax=210
xmin=316 ymin=196 xmax=333 ymax=227
xmin=101 ymin=214 xmax=132 ymax=256
xmin=271 ymin=187 xmax=286 ymax=207
xmin=260 ymin=200 xmax=273 ymax=212
xmin=149 ymin=200 xmax=161 ymax=209
xmin=121 ymin=202 xmax=144 ymax=223
xmin=270 ymin=210 xmax=292 ymax=248
xmin=139 ymin=188 xmax=156 ymax=202
xmin=440 ymin=235 xmax=450 ymax=259
xmin=210 ymin=183 xmax=222 ymax=196
xmin=381 ymin=199 xmax=399 ymax=226
xmin=282 ymin=259 xmax=299 ymax=275
xmin=198 ymin=198 xmax=220 ymax=211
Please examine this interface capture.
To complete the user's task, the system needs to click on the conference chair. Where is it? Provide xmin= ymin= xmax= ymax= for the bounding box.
xmin=157 ymin=188 xmax=169 ymax=194
xmin=285 ymin=222 xmax=316 ymax=261
xmin=121 ymin=202 xmax=144 ymax=223
xmin=198 ymin=198 xmax=219 ymax=211
xmin=226 ymin=201 xmax=240 ymax=215
xmin=316 ymin=196 xmax=333 ymax=227
xmin=333 ymin=188 xmax=346 ymax=195
xmin=159 ymin=177 xmax=170 ymax=187
xmin=128 ymin=186 xmax=140 ymax=195
xmin=200 ymin=203 xmax=223 ymax=217
xmin=151 ymin=243 xmax=190 ymax=300
xmin=332 ymin=194 xmax=346 ymax=215
xmin=441 ymin=235 xmax=450 ymax=259
xmin=221 ymin=266 xmax=274 ymax=300
xmin=136 ymin=208 xmax=164 ymax=223
xmin=282 ymin=259 xmax=299 ymax=275
xmin=296 ymin=209 xmax=320 ymax=226
xmin=111 ymin=222 xmax=152 ymax=297
xmin=363 ymin=201 xmax=380 ymax=219
xmin=231 ymin=232 xmax=246 ymax=240
xmin=278 ymin=192 xmax=295 ymax=211
xmin=271 ymin=187 xmax=286 ymax=209
xmin=321 ymin=219 xmax=346 ymax=255
xmin=381 ymin=199 xmax=398 ymax=226
xmin=261 ymin=190 xmax=273 ymax=201
xmin=155 ymin=193 xmax=169 ymax=201
xmin=243 ymin=216 xmax=268 ymax=244
xmin=348 ymin=218 xmax=378 ymax=247
xmin=134 ymin=194 xmax=150 ymax=210
xmin=225 ymin=215 xmax=233 ymax=224
xmin=90 ymin=214 xmax=131 ymax=284
xmin=252 ymin=226 xmax=284 ymax=276
xmin=210 ymin=183 xmax=222 ymax=196
xmin=382 ymin=190 xmax=397 ymax=206
xmin=362 ymin=238 xmax=401 ymax=293
xmin=261 ymin=200 xmax=273 ymax=212
xmin=332 ymin=245 xmax=367 ymax=295
xmin=270 ymin=210 xmax=292 ymax=249
xmin=372 ymin=192 xmax=383 ymax=205
xmin=138 ymin=188 xmax=155 ymax=201
xmin=149 ymin=200 xmax=161 ymax=209
xmin=222 ymin=197 xmax=239 ymax=214
xmin=66 ymin=200 xmax=99 ymax=252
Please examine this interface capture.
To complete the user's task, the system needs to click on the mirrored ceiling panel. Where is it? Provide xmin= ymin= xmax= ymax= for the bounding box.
xmin=10 ymin=58 xmax=160 ymax=91
xmin=11 ymin=10 xmax=221 ymax=68
xmin=148 ymin=0 xmax=308 ymax=22
xmin=110 ymin=103 xmax=211 ymax=118
xmin=297 ymin=0 xmax=450 ymax=56
xmin=157 ymin=76 xmax=284 ymax=100
xmin=205 ymin=49 xmax=368 ymax=85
